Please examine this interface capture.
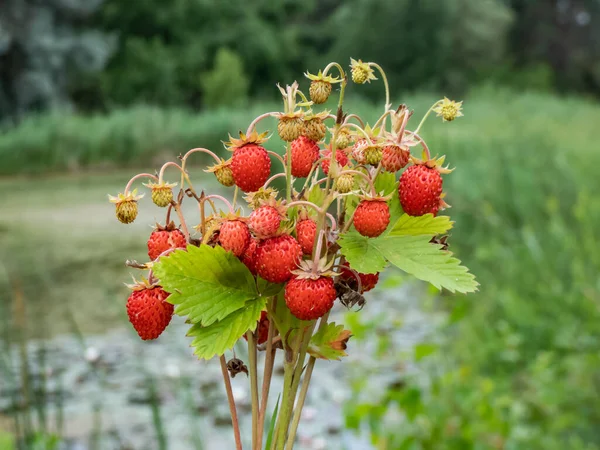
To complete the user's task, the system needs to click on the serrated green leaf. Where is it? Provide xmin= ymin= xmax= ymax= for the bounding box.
xmin=374 ymin=172 xmax=397 ymax=196
xmin=187 ymin=297 xmax=266 ymax=360
xmin=153 ymin=245 xmax=258 ymax=326
xmin=308 ymin=322 xmax=352 ymax=360
xmin=388 ymin=214 xmax=453 ymax=236
xmin=307 ymin=183 xmax=326 ymax=208
xmin=338 ymin=230 xmax=387 ymax=274
xmin=375 ymin=235 xmax=478 ymax=293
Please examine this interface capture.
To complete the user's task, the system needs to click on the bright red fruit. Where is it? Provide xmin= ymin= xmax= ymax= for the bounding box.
xmin=285 ymin=276 xmax=337 ymax=320
xmin=353 ymin=200 xmax=390 ymax=237
xmin=147 ymin=226 xmax=187 ymax=260
xmin=290 ymin=136 xmax=320 ymax=178
xmin=240 ymin=239 xmax=258 ymax=275
xmin=249 ymin=206 xmax=282 ymax=239
xmin=230 ymin=144 xmax=271 ymax=192
xmin=382 ymin=145 xmax=410 ymax=172
xmin=219 ymin=220 xmax=251 ymax=257
xmin=321 ymin=148 xmax=349 ymax=175
xmin=255 ymin=235 xmax=302 ymax=284
xmin=296 ymin=219 xmax=317 ymax=255
xmin=126 ymin=287 xmax=174 ymax=340
xmin=399 ymin=165 xmax=443 ymax=216
xmin=340 ymin=263 xmax=379 ymax=293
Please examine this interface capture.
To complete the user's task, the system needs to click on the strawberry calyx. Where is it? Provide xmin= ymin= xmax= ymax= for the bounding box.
xmin=409 ymin=154 xmax=454 ymax=174
xmin=224 ymin=130 xmax=270 ymax=150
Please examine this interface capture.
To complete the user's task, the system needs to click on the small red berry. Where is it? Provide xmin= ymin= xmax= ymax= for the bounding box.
xmin=340 ymin=263 xmax=379 ymax=293
xmin=382 ymin=145 xmax=410 ymax=172
xmin=353 ymin=200 xmax=390 ymax=238
xmin=296 ymin=219 xmax=317 ymax=255
xmin=147 ymin=226 xmax=187 ymax=260
xmin=240 ymin=239 xmax=258 ymax=275
xmin=219 ymin=220 xmax=251 ymax=257
xmin=290 ymin=136 xmax=320 ymax=178
xmin=231 ymin=144 xmax=271 ymax=192
xmin=249 ymin=206 xmax=282 ymax=239
xmin=285 ymin=276 xmax=337 ymax=320
xmin=399 ymin=165 xmax=443 ymax=216
xmin=321 ymin=148 xmax=349 ymax=175
xmin=255 ymin=235 xmax=302 ymax=284
xmin=126 ymin=287 xmax=174 ymax=340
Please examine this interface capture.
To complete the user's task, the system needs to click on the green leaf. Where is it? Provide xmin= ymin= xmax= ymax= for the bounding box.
xmin=374 ymin=171 xmax=397 ymax=195
xmin=153 ymin=245 xmax=258 ymax=326
xmin=414 ymin=342 xmax=438 ymax=361
xmin=376 ymin=235 xmax=478 ymax=293
xmin=257 ymin=277 xmax=284 ymax=297
xmin=388 ymin=213 xmax=453 ymax=236
xmin=187 ymin=297 xmax=266 ymax=360
xmin=338 ymin=230 xmax=387 ymax=274
xmin=265 ymin=394 xmax=280 ymax=450
xmin=308 ymin=322 xmax=352 ymax=360
xmin=307 ymin=183 xmax=326 ymax=209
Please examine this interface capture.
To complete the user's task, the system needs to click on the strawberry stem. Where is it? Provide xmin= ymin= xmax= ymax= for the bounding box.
xmin=368 ymin=62 xmax=391 ymax=113
xmin=219 ymin=355 xmax=243 ymax=450
xmin=247 ymin=331 xmax=260 ymax=450
xmin=124 ymin=173 xmax=159 ymax=195
xmin=413 ymin=100 xmax=443 ymax=135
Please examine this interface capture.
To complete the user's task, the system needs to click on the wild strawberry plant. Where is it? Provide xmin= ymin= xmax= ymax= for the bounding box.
xmin=108 ymin=59 xmax=477 ymax=450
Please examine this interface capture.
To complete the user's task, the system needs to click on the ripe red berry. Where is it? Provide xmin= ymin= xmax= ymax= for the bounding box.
xmin=231 ymin=144 xmax=271 ymax=192
xmin=321 ymin=148 xmax=349 ymax=175
xmin=382 ymin=145 xmax=410 ymax=172
xmin=240 ymin=239 xmax=258 ymax=275
xmin=353 ymin=200 xmax=390 ymax=237
xmin=249 ymin=206 xmax=282 ymax=239
xmin=284 ymin=276 xmax=337 ymax=320
xmin=399 ymin=165 xmax=443 ymax=216
xmin=255 ymin=235 xmax=302 ymax=284
xmin=290 ymin=136 xmax=320 ymax=178
xmin=296 ymin=219 xmax=317 ymax=255
xmin=147 ymin=227 xmax=187 ymax=260
xmin=219 ymin=220 xmax=251 ymax=257
xmin=340 ymin=263 xmax=379 ymax=293
xmin=126 ymin=287 xmax=174 ymax=340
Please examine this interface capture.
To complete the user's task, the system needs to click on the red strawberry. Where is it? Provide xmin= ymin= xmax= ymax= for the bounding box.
xmin=399 ymin=165 xmax=443 ymax=216
xmin=382 ymin=145 xmax=410 ymax=172
xmin=147 ymin=224 xmax=187 ymax=260
xmin=290 ymin=136 xmax=320 ymax=178
xmin=219 ymin=220 xmax=251 ymax=257
xmin=353 ymin=200 xmax=390 ymax=237
xmin=240 ymin=239 xmax=258 ymax=274
xmin=255 ymin=235 xmax=302 ymax=284
xmin=231 ymin=144 xmax=271 ymax=192
xmin=340 ymin=263 xmax=379 ymax=293
xmin=126 ymin=286 xmax=174 ymax=340
xmin=296 ymin=219 xmax=317 ymax=255
xmin=285 ymin=276 xmax=337 ymax=320
xmin=244 ymin=311 xmax=270 ymax=344
xmin=321 ymin=148 xmax=349 ymax=175
xmin=249 ymin=206 xmax=282 ymax=239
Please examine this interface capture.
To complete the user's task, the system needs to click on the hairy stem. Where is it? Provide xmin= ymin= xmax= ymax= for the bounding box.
xmin=413 ymin=100 xmax=443 ymax=135
xmin=247 ymin=332 xmax=259 ymax=450
xmin=285 ymin=142 xmax=293 ymax=202
xmin=369 ymin=62 xmax=391 ymax=112
xmin=158 ymin=161 xmax=185 ymax=183
xmin=219 ymin=355 xmax=243 ymax=450
xmin=246 ymin=112 xmax=279 ymax=136
xmin=257 ymin=298 xmax=278 ymax=449
xmin=124 ymin=173 xmax=159 ymax=194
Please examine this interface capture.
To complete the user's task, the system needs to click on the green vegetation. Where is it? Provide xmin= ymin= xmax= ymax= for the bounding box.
xmin=344 ymin=87 xmax=600 ymax=449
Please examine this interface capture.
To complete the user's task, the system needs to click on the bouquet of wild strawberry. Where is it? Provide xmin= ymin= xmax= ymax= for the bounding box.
xmin=109 ymin=59 xmax=477 ymax=449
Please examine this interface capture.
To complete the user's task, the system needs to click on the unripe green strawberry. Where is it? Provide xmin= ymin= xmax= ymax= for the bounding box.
xmin=219 ymin=220 xmax=251 ymax=257
xmin=335 ymin=173 xmax=354 ymax=193
xmin=335 ymin=128 xmax=352 ymax=149
xmin=108 ymin=190 xmax=143 ymax=224
xmin=303 ymin=117 xmax=327 ymax=142
xmin=350 ymin=58 xmax=376 ymax=84
xmin=278 ymin=116 xmax=303 ymax=142
xmin=309 ymin=80 xmax=332 ymax=104
xmin=353 ymin=199 xmax=390 ymax=238
xmin=399 ymin=165 xmax=443 ymax=216
xmin=290 ymin=136 xmax=320 ymax=178
xmin=255 ymin=235 xmax=302 ymax=284
xmin=296 ymin=218 xmax=317 ymax=255
xmin=126 ymin=285 xmax=174 ymax=340
xmin=144 ymin=181 xmax=177 ymax=208
xmin=285 ymin=276 xmax=337 ymax=320
xmin=364 ymin=146 xmax=382 ymax=166
xmin=206 ymin=159 xmax=235 ymax=187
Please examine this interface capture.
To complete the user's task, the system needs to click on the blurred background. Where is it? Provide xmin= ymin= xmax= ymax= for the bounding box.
xmin=1 ymin=0 xmax=600 ymax=449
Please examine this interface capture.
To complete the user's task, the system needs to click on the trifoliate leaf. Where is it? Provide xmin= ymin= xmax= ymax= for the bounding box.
xmin=308 ymin=322 xmax=352 ymax=360
xmin=338 ymin=230 xmax=387 ymax=274
xmin=376 ymin=235 xmax=478 ymax=293
xmin=187 ymin=297 xmax=266 ymax=360
xmin=388 ymin=214 xmax=453 ymax=236
xmin=153 ymin=245 xmax=258 ymax=326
